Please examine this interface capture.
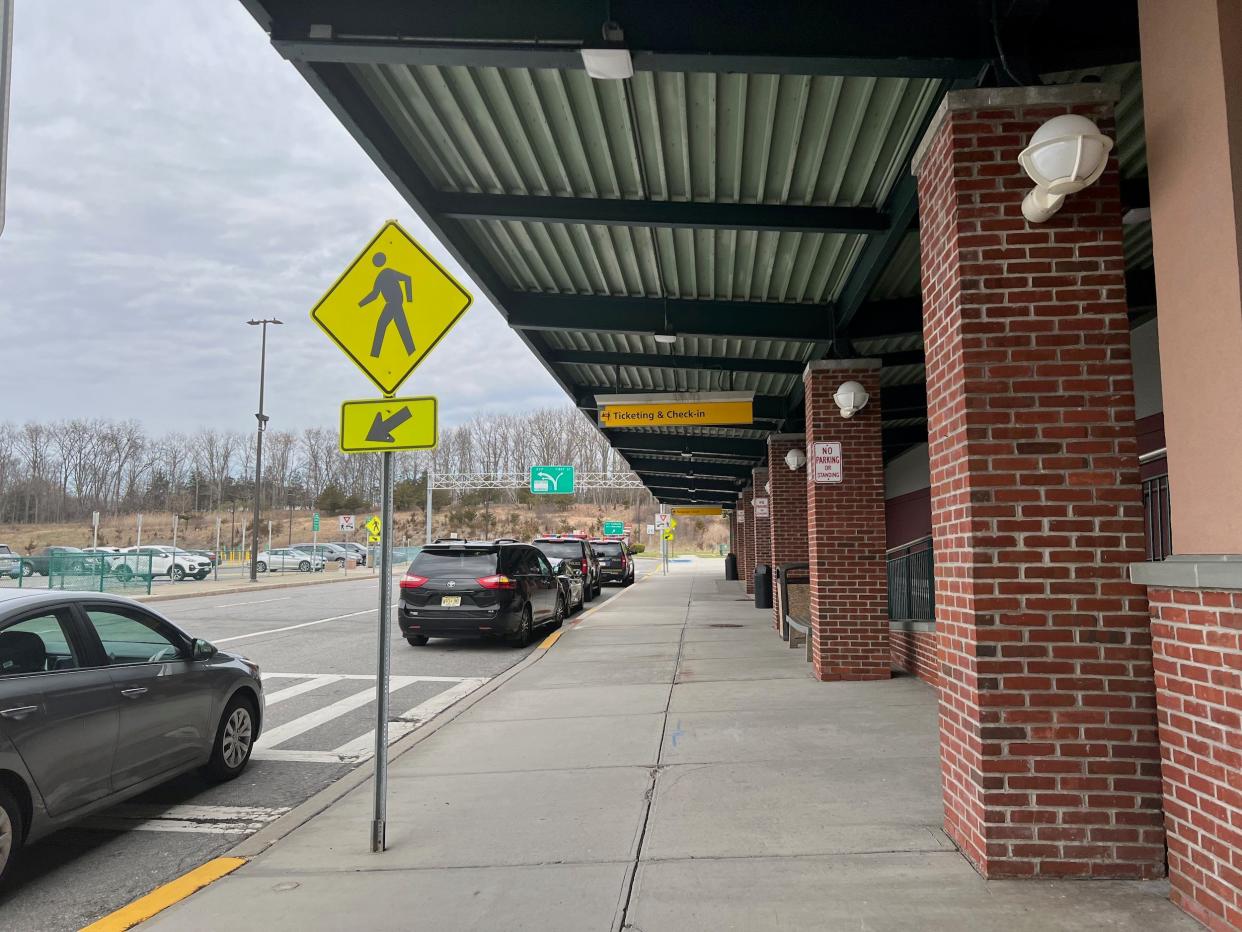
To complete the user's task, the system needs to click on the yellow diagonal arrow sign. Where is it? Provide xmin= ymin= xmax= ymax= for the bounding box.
xmin=339 ymin=397 xmax=438 ymax=454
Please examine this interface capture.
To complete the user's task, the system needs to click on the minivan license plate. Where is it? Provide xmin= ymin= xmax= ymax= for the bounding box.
xmin=440 ymin=595 xmax=462 ymax=607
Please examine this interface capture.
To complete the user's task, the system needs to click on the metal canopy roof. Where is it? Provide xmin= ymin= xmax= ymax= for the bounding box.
xmin=240 ymin=0 xmax=1147 ymax=506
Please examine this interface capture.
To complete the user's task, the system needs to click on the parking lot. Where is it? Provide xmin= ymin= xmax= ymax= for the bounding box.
xmin=0 ymin=573 xmax=639 ymax=931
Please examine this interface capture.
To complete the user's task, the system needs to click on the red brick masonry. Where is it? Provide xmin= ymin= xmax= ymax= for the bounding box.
xmin=890 ymin=624 xmax=939 ymax=686
xmin=804 ymin=361 xmax=889 ymax=681
xmin=916 ymin=87 xmax=1164 ymax=880
xmin=1149 ymin=587 xmax=1242 ymax=931
xmin=768 ymin=435 xmax=809 ymax=631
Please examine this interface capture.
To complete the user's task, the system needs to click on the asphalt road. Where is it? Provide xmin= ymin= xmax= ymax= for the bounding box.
xmin=0 ymin=573 xmax=637 ymax=931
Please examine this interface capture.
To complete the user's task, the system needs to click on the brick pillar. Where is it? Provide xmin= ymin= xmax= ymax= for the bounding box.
xmin=768 ymin=434 xmax=809 ymax=631
xmin=913 ymin=85 xmax=1163 ymax=880
xmin=804 ymin=360 xmax=889 ymax=681
xmin=752 ymin=468 xmax=772 ymax=603
xmin=739 ymin=487 xmax=755 ymax=594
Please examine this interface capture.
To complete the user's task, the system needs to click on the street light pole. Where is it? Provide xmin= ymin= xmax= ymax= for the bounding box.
xmin=247 ymin=318 xmax=282 ymax=583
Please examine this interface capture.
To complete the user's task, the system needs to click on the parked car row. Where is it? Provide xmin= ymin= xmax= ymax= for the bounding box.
xmin=398 ymin=534 xmax=636 ymax=648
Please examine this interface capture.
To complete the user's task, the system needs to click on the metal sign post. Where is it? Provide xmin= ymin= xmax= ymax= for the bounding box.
xmin=214 ymin=517 xmax=222 ymax=582
xmin=136 ymin=513 xmax=143 ymax=548
xmin=311 ymin=220 xmax=466 ymax=854
xmin=371 ymin=450 xmax=395 ymax=852
xmin=0 ymin=0 xmax=13 ymax=241
xmin=91 ymin=511 xmax=99 ymax=551
xmin=425 ymin=462 xmax=434 ymax=544
xmin=171 ymin=515 xmax=180 ymax=582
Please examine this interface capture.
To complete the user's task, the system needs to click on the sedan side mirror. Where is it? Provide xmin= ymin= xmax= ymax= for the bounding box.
xmin=192 ymin=638 xmax=217 ymax=661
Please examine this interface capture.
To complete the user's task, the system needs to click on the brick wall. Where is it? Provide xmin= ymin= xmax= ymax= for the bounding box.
xmin=739 ymin=487 xmax=755 ymax=595
xmin=916 ymin=90 xmax=1164 ymax=879
xmin=890 ymin=624 xmax=939 ymax=686
xmin=1149 ymin=587 xmax=1242 ymax=930
xmin=804 ymin=361 xmax=890 ymax=681
xmin=752 ymin=468 xmax=772 ymax=599
xmin=768 ymin=435 xmax=809 ymax=631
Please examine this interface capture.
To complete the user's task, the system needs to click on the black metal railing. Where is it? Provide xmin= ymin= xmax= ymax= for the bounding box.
xmin=887 ymin=536 xmax=934 ymax=622
xmin=1143 ymin=472 xmax=1172 ymax=562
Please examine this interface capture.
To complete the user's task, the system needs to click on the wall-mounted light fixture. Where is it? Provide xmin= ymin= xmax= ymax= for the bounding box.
xmin=784 ymin=448 xmax=807 ymax=470
xmin=1018 ymin=114 xmax=1113 ymax=223
xmin=833 ymin=380 xmax=870 ymax=418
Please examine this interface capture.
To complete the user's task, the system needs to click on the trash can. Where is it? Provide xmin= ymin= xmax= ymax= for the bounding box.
xmin=724 ymin=552 xmax=738 ymax=580
xmin=754 ymin=563 xmax=773 ymax=609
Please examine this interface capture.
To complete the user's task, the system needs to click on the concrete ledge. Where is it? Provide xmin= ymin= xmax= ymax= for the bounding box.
xmin=1130 ymin=554 xmax=1242 ymax=591
xmin=768 ymin=433 xmax=805 ymax=443
xmin=911 ymin=82 xmax=1122 ymax=176
xmin=889 ymin=619 xmax=935 ymax=634
xmin=804 ymin=359 xmax=882 ymax=375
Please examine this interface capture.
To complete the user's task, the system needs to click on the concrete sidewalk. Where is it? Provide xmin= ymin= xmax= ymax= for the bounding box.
xmin=142 ymin=567 xmax=1194 ymax=931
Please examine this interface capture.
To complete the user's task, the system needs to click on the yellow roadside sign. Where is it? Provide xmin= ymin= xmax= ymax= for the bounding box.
xmin=662 ymin=529 xmax=675 ymax=541
xmin=599 ymin=399 xmax=753 ymax=428
xmin=674 ymin=506 xmax=722 ymax=516
xmin=365 ymin=515 xmax=382 ymax=543
xmin=311 ymin=220 xmax=472 ymax=395
xmin=340 ymin=397 xmax=437 ymax=454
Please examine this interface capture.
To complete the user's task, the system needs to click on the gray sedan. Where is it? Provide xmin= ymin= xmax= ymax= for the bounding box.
xmin=0 ymin=589 xmax=263 ymax=883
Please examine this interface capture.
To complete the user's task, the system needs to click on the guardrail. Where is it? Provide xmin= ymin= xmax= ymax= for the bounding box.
xmin=887 ymin=536 xmax=934 ymax=623
xmin=1142 ymin=472 xmax=1172 ymax=562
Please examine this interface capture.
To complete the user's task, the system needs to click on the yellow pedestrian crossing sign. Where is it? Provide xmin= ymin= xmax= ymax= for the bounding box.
xmin=311 ymin=220 xmax=473 ymax=395
xmin=365 ymin=515 xmax=382 ymax=543
xmin=662 ymin=529 xmax=675 ymax=541
xmin=340 ymin=396 xmax=437 ymax=454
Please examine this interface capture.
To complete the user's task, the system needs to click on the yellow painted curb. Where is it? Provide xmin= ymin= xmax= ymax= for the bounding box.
xmin=538 ymin=629 xmax=564 ymax=649
xmin=80 ymin=857 xmax=247 ymax=931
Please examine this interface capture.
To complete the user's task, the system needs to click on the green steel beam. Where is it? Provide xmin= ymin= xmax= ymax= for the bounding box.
xmin=604 ymin=431 xmax=765 ymax=459
xmin=508 ymin=292 xmax=832 ymax=342
xmin=627 ymin=459 xmax=754 ymax=479
xmin=435 ymin=192 xmax=888 ymax=235
xmin=551 ymin=349 xmax=807 ymax=375
xmin=260 ymin=0 xmax=1137 ymax=76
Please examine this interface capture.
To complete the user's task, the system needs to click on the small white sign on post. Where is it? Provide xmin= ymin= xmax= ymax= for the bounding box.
xmin=737 ymin=511 xmax=746 ymax=524
xmin=810 ymin=441 xmax=844 ymax=483
xmin=646 ymin=524 xmax=656 ymax=535
xmin=339 ymin=514 xmax=355 ymax=533
xmin=753 ymin=497 xmax=770 ymax=518
xmin=655 ymin=512 xmax=671 ymax=530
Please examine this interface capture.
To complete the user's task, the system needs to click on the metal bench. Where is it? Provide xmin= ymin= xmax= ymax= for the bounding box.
xmin=776 ymin=562 xmax=812 ymax=662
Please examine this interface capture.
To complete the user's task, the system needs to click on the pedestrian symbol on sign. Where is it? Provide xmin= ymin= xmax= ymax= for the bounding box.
xmin=359 ymin=252 xmax=415 ymax=358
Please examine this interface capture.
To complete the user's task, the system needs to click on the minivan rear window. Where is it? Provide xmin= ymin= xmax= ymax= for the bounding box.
xmin=533 ymin=542 xmax=583 ymax=560
xmin=409 ymin=550 xmax=498 ymax=576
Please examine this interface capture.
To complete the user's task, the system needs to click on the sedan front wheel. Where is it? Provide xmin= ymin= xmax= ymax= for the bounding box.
xmin=206 ymin=694 xmax=256 ymax=782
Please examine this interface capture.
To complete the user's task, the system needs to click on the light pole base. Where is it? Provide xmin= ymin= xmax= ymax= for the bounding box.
xmin=370 ymin=819 xmax=386 ymax=852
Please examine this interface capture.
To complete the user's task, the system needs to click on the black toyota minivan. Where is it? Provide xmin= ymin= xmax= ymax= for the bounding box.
xmin=398 ymin=540 xmax=564 ymax=647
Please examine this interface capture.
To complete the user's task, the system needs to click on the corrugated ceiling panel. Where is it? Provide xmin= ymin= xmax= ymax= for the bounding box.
xmin=1124 ymin=220 xmax=1153 ymax=270
xmin=355 ymin=64 xmax=943 ymax=207
xmin=569 ymin=366 xmax=796 ymax=397
xmin=461 ymin=220 xmax=867 ymax=302
xmin=539 ymin=330 xmax=815 ymax=363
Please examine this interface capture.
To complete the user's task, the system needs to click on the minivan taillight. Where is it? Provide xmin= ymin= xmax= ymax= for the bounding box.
xmin=400 ymin=574 xmax=428 ymax=589
xmin=477 ymin=574 xmax=516 ymax=590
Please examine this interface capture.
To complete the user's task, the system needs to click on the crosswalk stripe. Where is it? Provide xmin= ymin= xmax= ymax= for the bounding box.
xmin=214 ymin=609 xmax=375 ymax=645
xmin=263 ymin=674 xmax=342 ymax=706
xmin=81 ymin=804 xmax=289 ymax=836
xmin=264 ymin=672 xmax=470 ymax=682
xmin=330 ymin=677 xmax=489 ymax=759
xmin=255 ymin=675 xmax=422 ymax=750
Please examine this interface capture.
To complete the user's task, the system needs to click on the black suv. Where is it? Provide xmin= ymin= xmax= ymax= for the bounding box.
xmin=532 ymin=536 xmax=601 ymax=601
xmin=399 ymin=540 xmax=564 ymax=647
xmin=591 ymin=539 xmax=635 ymax=586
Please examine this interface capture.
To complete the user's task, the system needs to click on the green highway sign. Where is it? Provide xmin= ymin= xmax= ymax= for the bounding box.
xmin=530 ymin=465 xmax=575 ymax=495
xmin=603 ymin=521 xmax=624 ymax=535
xmin=312 ymin=512 xmax=320 ymax=532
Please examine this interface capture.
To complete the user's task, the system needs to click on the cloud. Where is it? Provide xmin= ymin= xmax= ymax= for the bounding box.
xmin=0 ymin=0 xmax=568 ymax=434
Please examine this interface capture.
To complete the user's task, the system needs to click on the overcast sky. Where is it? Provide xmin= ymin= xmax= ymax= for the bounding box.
xmin=0 ymin=0 xmax=567 ymax=435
